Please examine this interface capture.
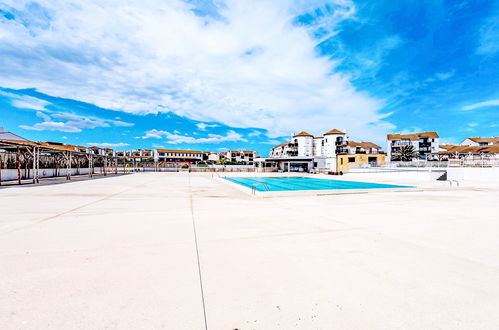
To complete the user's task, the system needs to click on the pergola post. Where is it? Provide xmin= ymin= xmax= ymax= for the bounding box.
xmin=66 ymin=151 xmax=72 ymax=180
xmin=35 ymin=147 xmax=40 ymax=183
xmin=17 ymin=147 xmax=21 ymax=185
xmin=104 ymin=156 xmax=107 ymax=176
xmin=89 ymin=154 xmax=94 ymax=178
xmin=31 ymin=146 xmax=36 ymax=184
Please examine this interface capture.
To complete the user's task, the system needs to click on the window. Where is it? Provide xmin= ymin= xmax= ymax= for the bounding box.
xmin=348 ymin=157 xmax=355 ymax=163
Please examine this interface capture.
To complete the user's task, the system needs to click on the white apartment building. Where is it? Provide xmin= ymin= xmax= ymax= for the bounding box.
xmin=346 ymin=141 xmax=381 ymax=154
xmin=205 ymin=152 xmax=220 ymax=163
xmin=153 ymin=149 xmax=204 ymax=164
xmin=224 ymin=150 xmax=258 ymax=165
xmin=460 ymin=137 xmax=499 ymax=146
xmin=262 ymin=129 xmax=351 ymax=172
xmin=386 ymin=132 xmax=439 ymax=161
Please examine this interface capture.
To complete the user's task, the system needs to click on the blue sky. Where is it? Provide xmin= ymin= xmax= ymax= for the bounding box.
xmin=0 ymin=0 xmax=498 ymax=155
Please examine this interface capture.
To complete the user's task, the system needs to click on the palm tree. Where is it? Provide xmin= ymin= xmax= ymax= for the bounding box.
xmin=395 ymin=145 xmax=420 ymax=161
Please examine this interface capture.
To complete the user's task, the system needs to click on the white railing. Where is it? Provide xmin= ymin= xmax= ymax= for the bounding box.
xmin=251 ymin=182 xmax=270 ymax=195
xmin=448 ymin=158 xmax=499 ymax=167
xmin=388 ymin=160 xmax=448 ymax=168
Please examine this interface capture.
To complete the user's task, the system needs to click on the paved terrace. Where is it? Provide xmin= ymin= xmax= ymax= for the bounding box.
xmin=1 ymin=172 xmax=499 ymax=329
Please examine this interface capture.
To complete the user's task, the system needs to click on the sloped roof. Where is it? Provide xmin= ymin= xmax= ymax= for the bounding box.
xmin=324 ymin=129 xmax=345 ymax=135
xmin=388 ymin=132 xmax=439 ymax=140
xmin=293 ymin=131 xmax=314 ymax=137
xmin=387 ymin=133 xmax=419 ymax=141
xmin=271 ymin=142 xmax=291 ymax=149
xmin=466 ymin=137 xmax=499 ymax=143
xmin=348 ymin=141 xmax=381 ymax=149
xmin=418 ymin=131 xmax=439 ymax=138
xmin=156 ymin=149 xmax=203 ymax=154
xmin=436 ymin=145 xmax=499 ymax=154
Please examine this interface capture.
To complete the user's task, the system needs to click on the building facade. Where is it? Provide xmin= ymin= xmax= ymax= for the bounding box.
xmin=386 ymin=132 xmax=439 ymax=161
xmin=224 ymin=150 xmax=258 ymax=165
xmin=153 ymin=149 xmax=204 ymax=164
xmin=259 ymin=129 xmax=384 ymax=173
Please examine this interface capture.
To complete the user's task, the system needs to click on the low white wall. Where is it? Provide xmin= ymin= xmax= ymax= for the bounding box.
xmin=0 ymin=167 xmax=108 ymax=181
xmin=191 ymin=164 xmax=255 ymax=169
xmin=349 ymin=168 xmax=445 ymax=181
xmin=446 ymin=167 xmax=499 ymax=182
xmin=349 ymin=167 xmax=499 ymax=183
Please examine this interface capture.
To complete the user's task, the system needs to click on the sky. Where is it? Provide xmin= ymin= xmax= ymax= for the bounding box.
xmin=0 ymin=0 xmax=498 ymax=155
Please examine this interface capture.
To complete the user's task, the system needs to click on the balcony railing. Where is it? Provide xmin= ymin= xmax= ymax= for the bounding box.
xmin=391 ymin=142 xmax=412 ymax=147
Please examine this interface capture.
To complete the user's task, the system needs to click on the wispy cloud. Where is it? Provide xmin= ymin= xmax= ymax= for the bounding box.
xmin=462 ymin=99 xmax=499 ymax=111
xmin=141 ymin=128 xmax=246 ymax=144
xmin=165 ymin=130 xmax=247 ymax=144
xmin=86 ymin=142 xmax=130 ymax=147
xmin=248 ymin=130 xmax=262 ymax=137
xmin=141 ymin=129 xmax=169 ymax=139
xmin=425 ymin=70 xmax=456 ymax=83
xmin=196 ymin=123 xmax=219 ymax=131
xmin=0 ymin=90 xmax=50 ymax=111
xmin=476 ymin=12 xmax=499 ymax=55
xmin=19 ymin=111 xmax=134 ymax=132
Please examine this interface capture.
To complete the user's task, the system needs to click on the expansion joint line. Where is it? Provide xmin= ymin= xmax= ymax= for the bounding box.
xmin=188 ymin=175 xmax=209 ymax=330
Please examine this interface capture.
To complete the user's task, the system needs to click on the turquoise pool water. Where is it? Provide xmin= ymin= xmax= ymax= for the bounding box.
xmin=224 ymin=176 xmax=412 ymax=192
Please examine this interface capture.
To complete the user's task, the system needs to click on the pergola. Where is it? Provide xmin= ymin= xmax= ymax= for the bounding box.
xmin=0 ymin=139 xmax=126 ymax=185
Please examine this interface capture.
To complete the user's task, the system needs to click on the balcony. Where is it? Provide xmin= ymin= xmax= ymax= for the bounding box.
xmin=391 ymin=142 xmax=412 ymax=147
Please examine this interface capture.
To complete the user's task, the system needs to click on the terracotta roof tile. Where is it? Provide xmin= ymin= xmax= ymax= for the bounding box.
xmin=293 ymin=131 xmax=314 ymax=137
xmin=324 ymin=129 xmax=345 ymax=135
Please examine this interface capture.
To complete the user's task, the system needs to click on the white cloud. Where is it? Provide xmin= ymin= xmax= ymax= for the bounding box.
xmin=141 ymin=128 xmax=246 ymax=143
xmin=248 ymin=130 xmax=262 ymax=137
xmin=262 ymin=139 xmax=286 ymax=145
xmin=196 ymin=123 xmax=219 ymax=131
xmin=426 ymin=70 xmax=455 ymax=83
xmin=0 ymin=90 xmax=50 ymax=111
xmin=19 ymin=111 xmax=134 ymax=132
xmin=165 ymin=130 xmax=247 ymax=144
xmin=434 ymin=71 xmax=455 ymax=81
xmin=0 ymin=0 xmax=391 ymax=140
xmin=476 ymin=12 xmax=499 ymax=55
xmin=141 ymin=129 xmax=169 ymax=139
xmin=86 ymin=142 xmax=130 ymax=147
xmin=462 ymin=99 xmax=499 ymax=111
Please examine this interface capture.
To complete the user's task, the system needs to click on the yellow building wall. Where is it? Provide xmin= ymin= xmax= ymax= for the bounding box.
xmin=337 ymin=154 xmax=386 ymax=173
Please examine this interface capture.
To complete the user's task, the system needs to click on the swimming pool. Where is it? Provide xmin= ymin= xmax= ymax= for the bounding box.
xmin=224 ymin=176 xmax=412 ymax=192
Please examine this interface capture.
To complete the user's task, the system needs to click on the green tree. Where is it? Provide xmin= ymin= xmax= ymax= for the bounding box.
xmin=395 ymin=145 xmax=420 ymax=161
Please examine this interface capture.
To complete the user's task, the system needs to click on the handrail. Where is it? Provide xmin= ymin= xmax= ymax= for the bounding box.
xmin=251 ymin=182 xmax=270 ymax=195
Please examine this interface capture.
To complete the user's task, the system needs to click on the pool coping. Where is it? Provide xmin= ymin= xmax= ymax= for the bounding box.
xmin=218 ymin=176 xmax=425 ymax=197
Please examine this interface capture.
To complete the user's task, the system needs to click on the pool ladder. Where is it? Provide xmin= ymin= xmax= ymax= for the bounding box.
xmin=251 ymin=182 xmax=270 ymax=195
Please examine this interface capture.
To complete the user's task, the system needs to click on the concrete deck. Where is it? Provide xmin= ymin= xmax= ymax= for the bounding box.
xmin=1 ymin=172 xmax=499 ymax=329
